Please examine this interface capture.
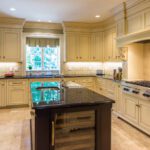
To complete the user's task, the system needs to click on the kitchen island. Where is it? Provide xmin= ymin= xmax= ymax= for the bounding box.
xmin=30 ymin=81 xmax=114 ymax=150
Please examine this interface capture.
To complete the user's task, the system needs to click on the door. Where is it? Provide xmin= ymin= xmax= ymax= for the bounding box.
xmin=3 ymin=29 xmax=21 ymax=62
xmin=0 ymin=80 xmax=6 ymax=107
xmin=66 ymin=33 xmax=78 ymax=61
xmin=116 ymin=84 xmax=123 ymax=114
xmin=123 ymin=94 xmax=139 ymax=124
xmin=104 ymin=30 xmax=113 ymax=61
xmin=91 ymin=33 xmax=103 ymax=61
xmin=139 ymin=99 xmax=150 ymax=134
xmin=7 ymin=80 xmax=29 ymax=106
xmin=78 ymin=34 xmax=90 ymax=61
xmin=0 ymin=30 xmax=3 ymax=61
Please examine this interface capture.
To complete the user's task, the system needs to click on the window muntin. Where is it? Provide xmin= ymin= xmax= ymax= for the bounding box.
xmin=26 ymin=45 xmax=60 ymax=72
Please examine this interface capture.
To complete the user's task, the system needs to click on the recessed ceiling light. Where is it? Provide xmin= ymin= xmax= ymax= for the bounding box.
xmin=48 ymin=20 xmax=52 ymax=23
xmin=10 ymin=8 xmax=16 ymax=11
xmin=38 ymin=20 xmax=41 ymax=22
xmin=95 ymin=15 xmax=101 ymax=18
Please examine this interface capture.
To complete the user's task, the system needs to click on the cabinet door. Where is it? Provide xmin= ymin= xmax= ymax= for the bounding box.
xmin=104 ymin=30 xmax=113 ymax=61
xmin=7 ymin=80 xmax=29 ymax=106
xmin=123 ymin=94 xmax=139 ymax=124
xmin=91 ymin=33 xmax=103 ymax=61
xmin=139 ymin=100 xmax=150 ymax=133
xmin=66 ymin=33 xmax=78 ymax=61
xmin=78 ymin=34 xmax=90 ymax=61
xmin=0 ymin=30 xmax=3 ymax=61
xmin=116 ymin=84 xmax=123 ymax=114
xmin=3 ymin=29 xmax=21 ymax=62
xmin=0 ymin=81 xmax=6 ymax=107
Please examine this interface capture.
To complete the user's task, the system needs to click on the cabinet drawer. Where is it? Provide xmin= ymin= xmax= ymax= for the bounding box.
xmin=8 ymin=79 xmax=27 ymax=86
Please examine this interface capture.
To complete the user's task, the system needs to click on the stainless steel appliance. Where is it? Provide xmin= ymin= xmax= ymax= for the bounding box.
xmin=122 ymin=81 xmax=150 ymax=100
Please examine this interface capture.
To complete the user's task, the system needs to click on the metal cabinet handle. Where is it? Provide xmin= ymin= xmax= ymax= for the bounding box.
xmin=52 ymin=121 xmax=55 ymax=146
xmin=3 ymin=56 xmax=5 ymax=59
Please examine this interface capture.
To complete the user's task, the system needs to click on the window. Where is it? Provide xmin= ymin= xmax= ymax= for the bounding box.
xmin=26 ymin=45 xmax=60 ymax=72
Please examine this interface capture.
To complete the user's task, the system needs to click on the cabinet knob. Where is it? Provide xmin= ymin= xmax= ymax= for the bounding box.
xmin=3 ymin=56 xmax=5 ymax=59
xmin=80 ymin=57 xmax=82 ymax=59
xmin=93 ymin=56 xmax=95 ymax=59
xmin=76 ymin=56 xmax=78 ymax=59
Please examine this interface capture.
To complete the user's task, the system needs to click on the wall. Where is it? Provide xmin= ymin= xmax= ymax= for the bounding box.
xmin=123 ymin=43 xmax=144 ymax=80
xmin=123 ymin=42 xmax=150 ymax=81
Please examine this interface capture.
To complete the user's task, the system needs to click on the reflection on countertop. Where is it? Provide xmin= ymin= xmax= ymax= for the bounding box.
xmin=30 ymin=81 xmax=114 ymax=109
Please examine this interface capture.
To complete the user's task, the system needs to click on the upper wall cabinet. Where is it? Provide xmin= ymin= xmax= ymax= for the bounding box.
xmin=65 ymin=32 xmax=91 ymax=62
xmin=91 ymin=32 xmax=103 ymax=61
xmin=127 ymin=14 xmax=144 ymax=34
xmin=104 ymin=28 xmax=126 ymax=62
xmin=66 ymin=33 xmax=77 ymax=61
xmin=0 ymin=28 xmax=22 ymax=62
xmin=78 ymin=33 xmax=91 ymax=61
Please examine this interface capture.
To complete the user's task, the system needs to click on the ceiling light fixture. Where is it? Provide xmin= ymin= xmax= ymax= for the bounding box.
xmin=48 ymin=20 xmax=52 ymax=22
xmin=95 ymin=15 xmax=101 ymax=18
xmin=10 ymin=8 xmax=16 ymax=11
xmin=38 ymin=20 xmax=41 ymax=22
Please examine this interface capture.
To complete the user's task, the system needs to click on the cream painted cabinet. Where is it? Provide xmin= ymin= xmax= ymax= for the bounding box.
xmin=78 ymin=33 xmax=91 ymax=61
xmin=65 ymin=32 xmax=91 ymax=62
xmin=66 ymin=33 xmax=78 ymax=61
xmin=0 ymin=30 xmax=3 ymax=61
xmin=104 ymin=29 xmax=113 ymax=61
xmin=7 ymin=79 xmax=29 ymax=106
xmin=123 ymin=94 xmax=139 ymax=124
xmin=116 ymin=84 xmax=123 ymax=114
xmin=139 ymin=100 xmax=150 ymax=133
xmin=91 ymin=32 xmax=103 ymax=61
xmin=3 ymin=29 xmax=21 ymax=62
xmin=0 ymin=80 xmax=6 ymax=107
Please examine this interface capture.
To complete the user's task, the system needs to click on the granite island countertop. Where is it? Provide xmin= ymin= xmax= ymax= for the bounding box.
xmin=30 ymin=81 xmax=114 ymax=109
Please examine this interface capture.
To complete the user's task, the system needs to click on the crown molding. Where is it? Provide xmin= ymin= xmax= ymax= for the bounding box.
xmin=24 ymin=21 xmax=63 ymax=30
xmin=0 ymin=17 xmax=25 ymax=28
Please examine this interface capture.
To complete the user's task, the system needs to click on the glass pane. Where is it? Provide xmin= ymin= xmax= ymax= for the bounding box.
xmin=26 ymin=46 xmax=42 ymax=71
xmin=55 ymin=111 xmax=95 ymax=150
xmin=43 ymin=47 xmax=60 ymax=70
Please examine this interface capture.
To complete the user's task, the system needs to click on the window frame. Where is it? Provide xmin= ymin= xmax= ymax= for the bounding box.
xmin=26 ymin=46 xmax=60 ymax=72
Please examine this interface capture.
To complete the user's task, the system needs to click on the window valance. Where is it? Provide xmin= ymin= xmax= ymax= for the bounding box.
xmin=26 ymin=37 xmax=59 ymax=47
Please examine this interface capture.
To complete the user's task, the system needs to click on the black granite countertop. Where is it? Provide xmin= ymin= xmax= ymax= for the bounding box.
xmin=30 ymin=81 xmax=114 ymax=110
xmin=0 ymin=74 xmax=97 ymax=79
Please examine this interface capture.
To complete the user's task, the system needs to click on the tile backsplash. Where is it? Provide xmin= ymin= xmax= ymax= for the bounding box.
xmin=0 ymin=63 xmax=22 ymax=76
xmin=63 ymin=62 xmax=122 ymax=75
xmin=0 ymin=62 xmax=123 ymax=77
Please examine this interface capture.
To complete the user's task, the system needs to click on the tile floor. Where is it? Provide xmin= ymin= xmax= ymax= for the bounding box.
xmin=0 ymin=108 xmax=150 ymax=150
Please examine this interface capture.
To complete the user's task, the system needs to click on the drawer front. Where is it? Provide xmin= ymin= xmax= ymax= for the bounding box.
xmin=8 ymin=79 xmax=27 ymax=86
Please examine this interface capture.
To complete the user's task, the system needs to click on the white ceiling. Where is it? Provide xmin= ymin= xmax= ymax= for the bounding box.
xmin=0 ymin=0 xmax=124 ymax=23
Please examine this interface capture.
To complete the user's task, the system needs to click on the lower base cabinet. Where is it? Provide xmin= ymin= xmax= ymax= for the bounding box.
xmin=139 ymin=100 xmax=150 ymax=134
xmin=7 ymin=79 xmax=29 ymax=106
xmin=118 ymin=93 xmax=150 ymax=135
xmin=0 ymin=81 xmax=6 ymax=107
xmin=123 ymin=94 xmax=139 ymax=124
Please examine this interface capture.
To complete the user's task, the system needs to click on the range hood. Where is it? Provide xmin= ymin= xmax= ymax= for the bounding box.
xmin=117 ymin=29 xmax=150 ymax=47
